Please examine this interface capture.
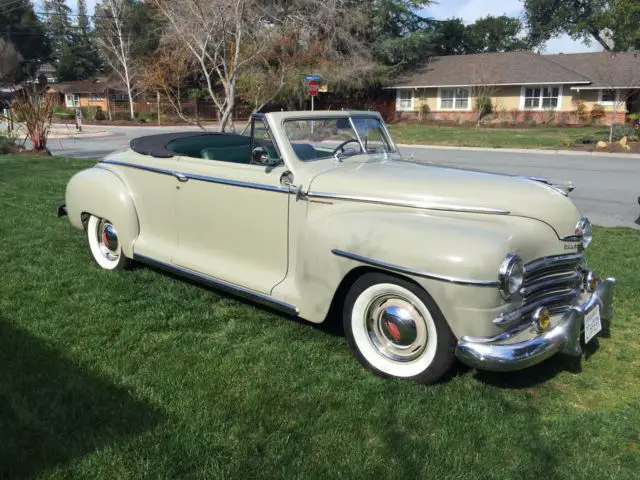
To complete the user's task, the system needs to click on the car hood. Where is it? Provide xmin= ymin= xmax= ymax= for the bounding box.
xmin=307 ymin=157 xmax=581 ymax=238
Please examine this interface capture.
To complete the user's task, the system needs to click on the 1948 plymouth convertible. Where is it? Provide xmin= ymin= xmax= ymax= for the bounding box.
xmin=59 ymin=111 xmax=616 ymax=384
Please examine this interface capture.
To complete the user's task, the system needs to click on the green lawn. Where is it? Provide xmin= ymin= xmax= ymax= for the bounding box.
xmin=388 ymin=124 xmax=609 ymax=149
xmin=1 ymin=155 xmax=639 ymax=479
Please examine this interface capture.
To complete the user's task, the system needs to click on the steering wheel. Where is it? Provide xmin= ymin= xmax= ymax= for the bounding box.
xmin=332 ymin=138 xmax=362 ymax=156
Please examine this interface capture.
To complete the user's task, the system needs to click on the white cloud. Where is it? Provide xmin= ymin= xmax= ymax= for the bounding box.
xmin=453 ymin=0 xmax=523 ymax=24
xmin=543 ymin=34 xmax=603 ymax=54
xmin=422 ymin=0 xmax=602 ymax=54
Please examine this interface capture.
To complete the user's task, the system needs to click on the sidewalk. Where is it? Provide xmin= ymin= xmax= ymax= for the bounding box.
xmin=396 ymin=143 xmax=640 ymax=160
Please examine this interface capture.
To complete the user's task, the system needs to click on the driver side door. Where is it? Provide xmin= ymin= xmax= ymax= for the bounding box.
xmin=171 ymin=119 xmax=290 ymax=295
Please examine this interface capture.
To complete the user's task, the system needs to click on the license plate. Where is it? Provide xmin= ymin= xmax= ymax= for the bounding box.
xmin=584 ymin=305 xmax=602 ymax=343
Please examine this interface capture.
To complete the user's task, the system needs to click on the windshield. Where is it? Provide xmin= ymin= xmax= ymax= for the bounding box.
xmin=282 ymin=116 xmax=395 ymax=161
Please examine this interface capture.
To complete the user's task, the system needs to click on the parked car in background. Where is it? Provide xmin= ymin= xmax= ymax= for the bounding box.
xmin=59 ymin=110 xmax=616 ymax=384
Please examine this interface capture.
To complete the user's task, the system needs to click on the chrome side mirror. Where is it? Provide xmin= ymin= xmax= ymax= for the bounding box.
xmin=251 ymin=146 xmax=270 ymax=165
xmin=252 ymin=146 xmax=281 ymax=167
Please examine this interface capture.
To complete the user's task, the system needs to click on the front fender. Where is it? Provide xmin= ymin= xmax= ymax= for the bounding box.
xmin=65 ymin=166 xmax=139 ymax=257
xmin=289 ymin=204 xmax=562 ymax=334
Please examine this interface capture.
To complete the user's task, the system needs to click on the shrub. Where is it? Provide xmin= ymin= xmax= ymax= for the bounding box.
xmin=590 ymin=104 xmax=606 ymax=122
xmin=573 ymin=100 xmax=588 ymax=122
xmin=95 ymin=106 xmax=106 ymax=121
xmin=610 ymin=124 xmax=638 ymax=142
xmin=474 ymin=96 xmax=493 ymax=119
xmin=574 ymin=134 xmax=596 ymax=145
xmin=80 ymin=106 xmax=96 ymax=120
xmin=418 ymin=103 xmax=430 ymax=121
xmin=0 ymin=132 xmax=19 ymax=154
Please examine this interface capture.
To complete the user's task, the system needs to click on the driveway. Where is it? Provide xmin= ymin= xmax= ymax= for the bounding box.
xmin=46 ymin=124 xmax=640 ymax=229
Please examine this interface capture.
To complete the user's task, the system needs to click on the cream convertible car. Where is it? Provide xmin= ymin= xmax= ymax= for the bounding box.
xmin=59 ymin=111 xmax=616 ymax=384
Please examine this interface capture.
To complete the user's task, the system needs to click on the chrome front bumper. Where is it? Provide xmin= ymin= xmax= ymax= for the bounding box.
xmin=455 ymin=277 xmax=616 ymax=372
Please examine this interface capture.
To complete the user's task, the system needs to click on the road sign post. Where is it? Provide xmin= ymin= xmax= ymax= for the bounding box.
xmin=305 ymin=75 xmax=321 ymax=111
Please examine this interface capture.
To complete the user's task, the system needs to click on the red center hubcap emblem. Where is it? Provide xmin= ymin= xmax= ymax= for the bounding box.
xmin=385 ymin=321 xmax=402 ymax=342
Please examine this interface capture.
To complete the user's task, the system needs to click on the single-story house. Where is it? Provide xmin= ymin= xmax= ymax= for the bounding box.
xmin=44 ymin=77 xmax=124 ymax=113
xmin=388 ymin=52 xmax=640 ymax=124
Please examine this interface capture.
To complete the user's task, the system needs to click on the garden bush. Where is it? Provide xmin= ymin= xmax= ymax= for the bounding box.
xmin=0 ymin=132 xmax=19 ymax=154
xmin=590 ymin=104 xmax=606 ymax=122
xmin=474 ymin=96 xmax=493 ymax=119
xmin=610 ymin=124 xmax=638 ymax=142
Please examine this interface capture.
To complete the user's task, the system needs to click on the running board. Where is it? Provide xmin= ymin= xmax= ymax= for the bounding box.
xmin=133 ymin=253 xmax=299 ymax=316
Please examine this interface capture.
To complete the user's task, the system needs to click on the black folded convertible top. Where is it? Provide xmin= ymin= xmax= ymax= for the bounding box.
xmin=129 ymin=132 xmax=223 ymax=158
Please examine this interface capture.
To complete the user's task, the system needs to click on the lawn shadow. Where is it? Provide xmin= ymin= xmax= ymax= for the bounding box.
xmin=140 ymin=262 xmax=348 ymax=337
xmin=0 ymin=318 xmax=163 ymax=479
xmin=471 ymin=353 xmax=584 ymax=389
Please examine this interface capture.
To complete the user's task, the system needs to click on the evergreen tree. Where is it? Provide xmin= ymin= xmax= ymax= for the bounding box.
xmin=43 ymin=0 xmax=101 ymax=80
xmin=0 ymin=0 xmax=51 ymax=84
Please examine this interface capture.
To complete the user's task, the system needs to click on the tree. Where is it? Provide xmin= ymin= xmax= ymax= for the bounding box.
xmin=11 ymin=87 xmax=54 ymax=151
xmin=95 ymin=0 xmax=138 ymax=120
xmin=356 ymin=0 xmax=436 ymax=69
xmin=465 ymin=16 xmax=534 ymax=53
xmin=523 ymin=0 xmax=640 ymax=52
xmin=42 ymin=0 xmax=100 ymax=80
xmin=0 ymin=39 xmax=24 ymax=86
xmin=152 ymin=0 xmax=285 ymax=131
xmin=141 ymin=46 xmax=200 ymax=127
xmin=429 ymin=16 xmax=538 ymax=56
xmin=0 ymin=0 xmax=50 ymax=84
xmin=430 ymin=19 xmax=469 ymax=55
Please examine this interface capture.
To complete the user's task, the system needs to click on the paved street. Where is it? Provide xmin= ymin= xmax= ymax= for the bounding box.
xmin=46 ymin=124 xmax=640 ymax=229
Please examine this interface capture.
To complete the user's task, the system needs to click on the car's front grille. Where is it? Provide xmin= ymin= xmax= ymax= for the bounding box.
xmin=495 ymin=253 xmax=584 ymax=327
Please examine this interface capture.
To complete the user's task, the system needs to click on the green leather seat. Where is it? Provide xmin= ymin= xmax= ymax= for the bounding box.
xmin=201 ymin=145 xmax=251 ymax=163
xmin=291 ymin=143 xmax=317 ymax=160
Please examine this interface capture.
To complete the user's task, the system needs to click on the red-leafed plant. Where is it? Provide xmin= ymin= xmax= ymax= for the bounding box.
xmin=11 ymin=88 xmax=54 ymax=152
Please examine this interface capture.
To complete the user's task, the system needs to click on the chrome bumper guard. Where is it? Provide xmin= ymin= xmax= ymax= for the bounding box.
xmin=455 ymin=277 xmax=616 ymax=372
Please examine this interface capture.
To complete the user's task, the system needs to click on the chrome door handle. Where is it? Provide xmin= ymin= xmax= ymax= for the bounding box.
xmin=174 ymin=172 xmax=189 ymax=182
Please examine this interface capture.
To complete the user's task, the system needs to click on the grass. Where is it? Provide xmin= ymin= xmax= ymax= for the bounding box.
xmin=1 ymin=155 xmax=639 ymax=479
xmin=388 ymin=124 xmax=610 ymax=149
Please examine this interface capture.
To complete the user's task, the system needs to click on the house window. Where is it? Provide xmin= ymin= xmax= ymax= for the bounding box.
xmin=523 ymin=86 xmax=560 ymax=110
xmin=439 ymin=88 xmax=470 ymax=110
xmin=65 ymin=94 xmax=79 ymax=108
xmin=110 ymin=94 xmax=128 ymax=101
xmin=599 ymin=89 xmax=618 ymax=104
xmin=396 ymin=90 xmax=414 ymax=112
xmin=89 ymin=93 xmax=105 ymax=101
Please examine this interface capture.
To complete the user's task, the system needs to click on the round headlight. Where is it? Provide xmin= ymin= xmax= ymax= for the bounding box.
xmin=576 ymin=217 xmax=593 ymax=248
xmin=499 ymin=253 xmax=524 ymax=299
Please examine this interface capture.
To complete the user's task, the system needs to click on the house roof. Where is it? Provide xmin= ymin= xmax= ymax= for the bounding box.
xmin=46 ymin=77 xmax=118 ymax=94
xmin=546 ymin=52 xmax=640 ymax=89
xmin=388 ymin=51 xmax=639 ymax=89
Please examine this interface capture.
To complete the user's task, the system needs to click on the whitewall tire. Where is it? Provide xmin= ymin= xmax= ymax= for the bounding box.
xmin=86 ymin=215 xmax=130 ymax=271
xmin=343 ymin=272 xmax=456 ymax=384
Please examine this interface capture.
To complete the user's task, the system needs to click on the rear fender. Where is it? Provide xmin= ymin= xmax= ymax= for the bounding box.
xmin=65 ymin=166 xmax=139 ymax=257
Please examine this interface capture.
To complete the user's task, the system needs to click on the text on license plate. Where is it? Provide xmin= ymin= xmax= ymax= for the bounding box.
xmin=584 ymin=305 xmax=602 ymax=344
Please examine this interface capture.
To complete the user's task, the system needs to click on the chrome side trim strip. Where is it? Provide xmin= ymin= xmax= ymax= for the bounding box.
xmin=100 ymin=159 xmax=174 ymax=176
xmin=133 ymin=253 xmax=299 ymax=315
xmin=331 ymin=249 xmax=499 ymax=287
xmin=100 ymin=160 xmax=289 ymax=193
xmin=183 ymin=172 xmax=289 ymax=192
xmin=310 ymin=192 xmax=509 ymax=215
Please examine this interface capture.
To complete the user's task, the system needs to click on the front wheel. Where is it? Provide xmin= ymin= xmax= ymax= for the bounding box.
xmin=86 ymin=215 xmax=130 ymax=271
xmin=343 ymin=273 xmax=456 ymax=384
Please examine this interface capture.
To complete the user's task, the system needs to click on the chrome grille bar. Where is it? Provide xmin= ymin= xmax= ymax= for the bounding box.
xmin=494 ymin=253 xmax=584 ymax=327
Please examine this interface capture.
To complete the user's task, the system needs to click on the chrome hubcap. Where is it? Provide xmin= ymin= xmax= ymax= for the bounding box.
xmin=98 ymin=220 xmax=119 ymax=260
xmin=365 ymin=295 xmax=428 ymax=362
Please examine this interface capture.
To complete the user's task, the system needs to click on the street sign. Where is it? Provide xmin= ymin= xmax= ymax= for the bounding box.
xmin=307 ymin=80 xmax=319 ymax=97
xmin=304 ymin=74 xmax=321 ymax=81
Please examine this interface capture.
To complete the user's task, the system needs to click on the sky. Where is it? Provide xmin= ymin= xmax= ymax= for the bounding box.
xmin=421 ymin=0 xmax=603 ymax=54
xmin=68 ymin=0 xmax=602 ymax=55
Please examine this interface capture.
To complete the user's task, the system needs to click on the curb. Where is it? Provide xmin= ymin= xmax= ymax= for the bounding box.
xmin=395 ymin=143 xmax=640 ymax=160
xmin=48 ymin=130 xmax=114 ymax=139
